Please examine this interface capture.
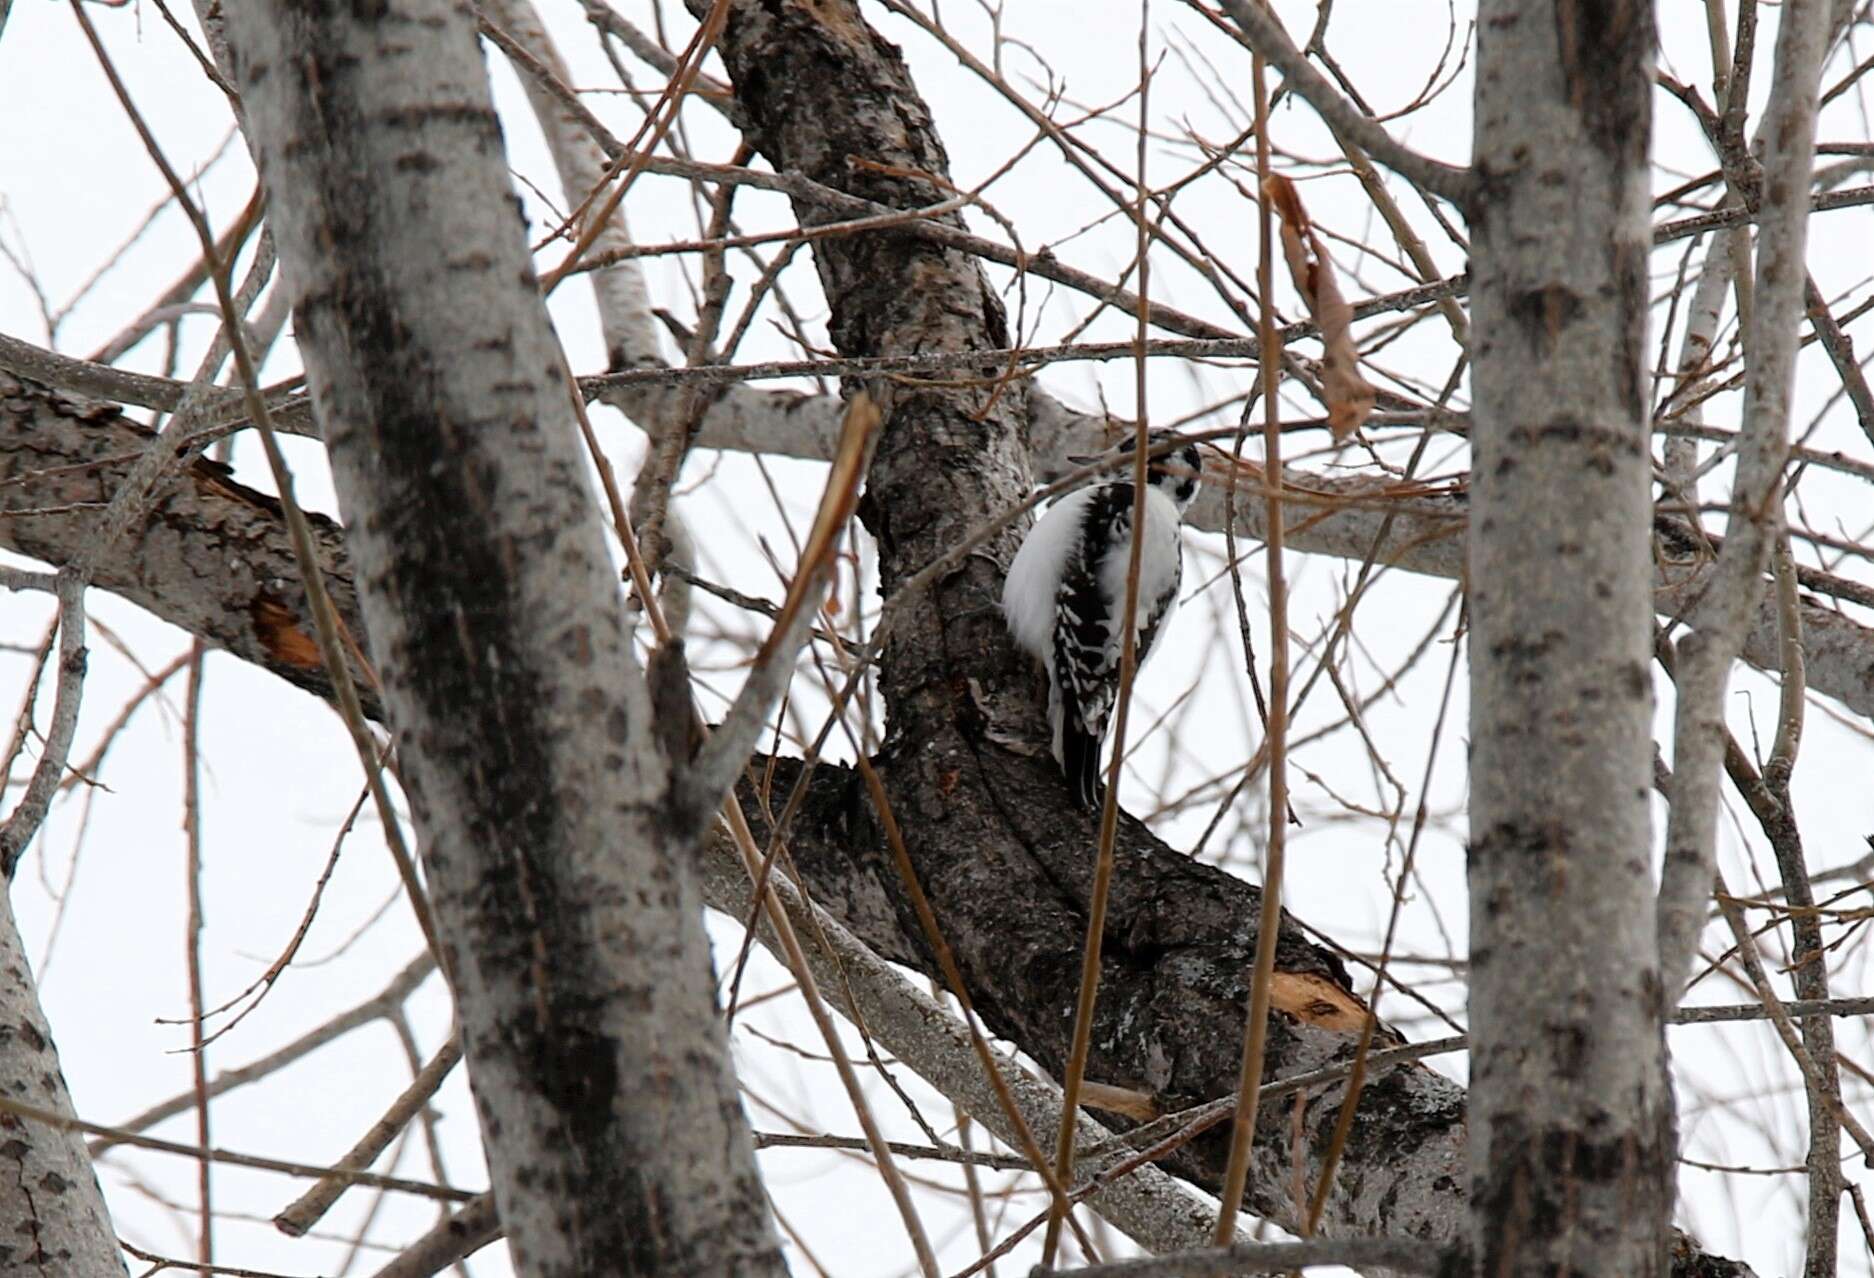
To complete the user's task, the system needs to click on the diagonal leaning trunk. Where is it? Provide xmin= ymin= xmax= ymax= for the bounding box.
xmin=690 ymin=0 xmax=1475 ymax=1246
xmin=1467 ymin=1 xmax=1673 ymax=1273
xmin=0 ymin=890 xmax=127 ymax=1275
xmin=213 ymin=4 xmax=783 ymax=1275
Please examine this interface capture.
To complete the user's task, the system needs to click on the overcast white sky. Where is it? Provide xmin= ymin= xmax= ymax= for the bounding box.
xmin=2 ymin=1 xmax=1872 ymax=1275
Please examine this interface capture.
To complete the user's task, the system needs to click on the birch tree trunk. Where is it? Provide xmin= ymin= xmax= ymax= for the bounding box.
xmin=0 ymin=3 xmax=1809 ymax=1273
xmin=1467 ymin=1 xmax=1673 ymax=1273
xmin=212 ymin=3 xmax=783 ymax=1275
xmin=0 ymin=891 xmax=126 ymax=1276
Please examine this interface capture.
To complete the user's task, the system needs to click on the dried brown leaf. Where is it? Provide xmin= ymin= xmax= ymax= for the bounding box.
xmin=1263 ymin=174 xmax=1377 ymax=441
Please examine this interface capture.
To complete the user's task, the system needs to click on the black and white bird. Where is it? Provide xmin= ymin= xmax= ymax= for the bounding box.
xmin=1001 ymin=434 xmax=1203 ymax=807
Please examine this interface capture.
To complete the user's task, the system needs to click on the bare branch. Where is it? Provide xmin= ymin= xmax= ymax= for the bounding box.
xmin=681 ymin=394 xmax=879 ymax=824
xmin=1657 ymin=0 xmax=1834 ymax=1001
xmin=1206 ymin=0 xmax=1472 ymax=205
xmin=369 ymin=1194 xmax=499 ymax=1278
xmin=273 ymin=1033 xmax=464 ymax=1237
xmin=90 ymin=952 xmax=437 ymax=1157
xmin=1032 ymin=1236 xmax=1446 ymax=1278
xmin=0 ymin=572 xmax=84 ymax=876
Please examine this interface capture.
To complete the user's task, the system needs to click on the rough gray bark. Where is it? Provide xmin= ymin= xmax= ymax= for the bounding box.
xmin=0 ymin=6 xmax=1768 ymax=1273
xmin=212 ymin=3 xmax=782 ymax=1276
xmin=0 ymin=375 xmax=374 ymax=718
xmin=1467 ymin=2 xmax=1672 ymax=1275
xmin=7 ymin=367 xmax=1874 ymax=727
xmin=691 ymin=0 xmax=1468 ymax=1247
xmin=0 ymin=893 xmax=128 ymax=1276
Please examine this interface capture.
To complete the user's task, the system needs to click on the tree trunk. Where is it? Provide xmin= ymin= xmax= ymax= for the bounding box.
xmin=0 ymin=892 xmax=126 ymax=1276
xmin=0 ymin=3 xmax=1780 ymax=1270
xmin=212 ymin=3 xmax=782 ymax=1275
xmin=694 ymin=0 xmax=1471 ymax=1243
xmin=1467 ymin=2 xmax=1673 ymax=1274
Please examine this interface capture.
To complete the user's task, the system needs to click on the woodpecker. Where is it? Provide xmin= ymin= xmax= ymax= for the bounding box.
xmin=1001 ymin=434 xmax=1203 ymax=807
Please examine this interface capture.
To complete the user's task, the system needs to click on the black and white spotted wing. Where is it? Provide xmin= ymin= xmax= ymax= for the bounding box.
xmin=1000 ymin=437 xmax=1202 ymax=809
xmin=1051 ymin=484 xmax=1186 ymax=806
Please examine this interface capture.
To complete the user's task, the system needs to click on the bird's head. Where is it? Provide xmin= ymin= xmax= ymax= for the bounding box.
xmin=1069 ymin=431 xmax=1205 ymax=513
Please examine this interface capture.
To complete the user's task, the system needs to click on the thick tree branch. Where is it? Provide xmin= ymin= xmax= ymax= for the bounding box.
xmin=0 ymin=372 xmax=374 ymax=714
xmin=5 ymin=370 xmax=1871 ymax=728
xmin=1032 ymin=1237 xmax=1445 ymax=1278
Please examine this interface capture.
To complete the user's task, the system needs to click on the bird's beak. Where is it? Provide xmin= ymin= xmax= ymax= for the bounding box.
xmin=1067 ymin=445 xmax=1131 ymax=473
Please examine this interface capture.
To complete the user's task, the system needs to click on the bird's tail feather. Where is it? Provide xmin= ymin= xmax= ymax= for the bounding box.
xmin=1062 ymin=722 xmax=1103 ymax=809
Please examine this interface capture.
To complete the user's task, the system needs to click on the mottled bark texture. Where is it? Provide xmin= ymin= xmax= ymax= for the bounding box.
xmin=213 ymin=4 xmax=782 ymax=1276
xmin=8 ymin=370 xmax=1874 ymax=726
xmin=693 ymin=0 xmax=1468 ymax=1246
xmin=1468 ymin=2 xmax=1672 ymax=1275
xmin=0 ymin=375 xmax=374 ymax=718
xmin=0 ymin=894 xmax=128 ymax=1275
xmin=0 ymin=6 xmax=1768 ymax=1274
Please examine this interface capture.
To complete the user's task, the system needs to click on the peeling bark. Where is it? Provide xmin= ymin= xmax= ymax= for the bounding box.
xmin=0 ymin=4 xmax=1776 ymax=1272
xmin=0 ymin=374 xmax=373 ymax=717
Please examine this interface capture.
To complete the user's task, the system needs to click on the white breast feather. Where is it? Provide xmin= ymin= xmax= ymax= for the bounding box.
xmin=1000 ymin=486 xmax=1099 ymax=662
xmin=1004 ymin=484 xmax=1184 ymax=681
xmin=1002 ymin=472 xmax=1190 ymax=788
xmin=1098 ymin=485 xmax=1184 ymax=661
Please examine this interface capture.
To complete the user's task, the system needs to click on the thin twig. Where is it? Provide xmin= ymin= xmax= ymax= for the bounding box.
xmin=65 ymin=0 xmax=447 ymax=980
xmin=1206 ymin=0 xmax=1470 ymax=204
xmin=536 ymin=0 xmax=729 ymax=291
xmin=0 ymin=1094 xmax=473 ymax=1203
xmin=183 ymin=635 xmax=212 ymax=1269
xmin=1041 ymin=20 xmax=1158 ymax=1263
xmin=1030 ymin=1235 xmax=1444 ymax=1278
xmin=1302 ymin=598 xmax=1467 ymax=1232
xmin=274 ymin=1033 xmax=465 ymax=1237
xmin=1213 ymin=28 xmax=1289 ymax=1242
xmin=719 ymin=797 xmax=944 ymax=1278
xmin=92 ymin=952 xmax=436 ymax=1156
xmin=0 ymin=573 xmax=85 ymax=876
xmin=850 ymin=751 xmax=1091 ymax=1252
xmin=681 ymin=398 xmax=880 ymax=825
